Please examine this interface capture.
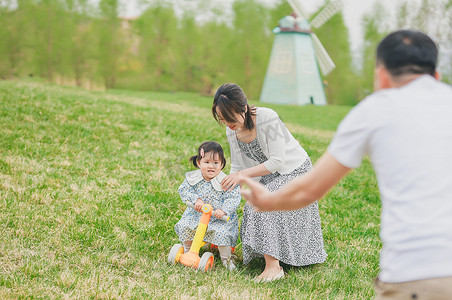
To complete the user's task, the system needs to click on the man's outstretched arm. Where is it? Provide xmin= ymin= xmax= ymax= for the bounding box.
xmin=238 ymin=152 xmax=352 ymax=211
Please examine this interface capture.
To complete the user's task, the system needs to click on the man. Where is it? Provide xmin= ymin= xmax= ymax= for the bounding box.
xmin=239 ymin=30 xmax=452 ymax=299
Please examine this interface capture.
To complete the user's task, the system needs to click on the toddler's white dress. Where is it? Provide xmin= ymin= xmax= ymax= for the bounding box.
xmin=175 ymin=170 xmax=241 ymax=247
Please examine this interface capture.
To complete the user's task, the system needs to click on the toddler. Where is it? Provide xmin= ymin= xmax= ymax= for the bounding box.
xmin=175 ymin=141 xmax=241 ymax=270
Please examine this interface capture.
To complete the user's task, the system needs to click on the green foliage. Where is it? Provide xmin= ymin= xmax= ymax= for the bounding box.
xmin=139 ymin=4 xmax=178 ymax=90
xmin=315 ymin=10 xmax=359 ymax=105
xmin=2 ymin=0 xmax=452 ymax=103
xmin=0 ymin=79 xmax=381 ymax=298
xmin=28 ymin=1 xmax=68 ymax=80
xmin=269 ymin=0 xmax=292 ymax=25
xmin=0 ymin=0 xmax=363 ymax=104
xmin=359 ymin=3 xmax=388 ymax=99
xmin=361 ymin=0 xmax=452 ymax=84
xmin=96 ymin=0 xmax=122 ymax=88
xmin=227 ymin=0 xmax=273 ymax=97
xmin=196 ymin=20 xmax=235 ymax=95
xmin=174 ymin=15 xmax=203 ymax=91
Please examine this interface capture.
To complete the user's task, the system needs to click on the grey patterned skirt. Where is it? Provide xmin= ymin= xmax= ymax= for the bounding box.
xmin=239 ymin=140 xmax=327 ymax=266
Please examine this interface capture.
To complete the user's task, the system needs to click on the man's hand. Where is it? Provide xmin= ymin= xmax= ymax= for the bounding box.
xmin=239 ymin=152 xmax=351 ymax=211
xmin=238 ymin=176 xmax=277 ymax=211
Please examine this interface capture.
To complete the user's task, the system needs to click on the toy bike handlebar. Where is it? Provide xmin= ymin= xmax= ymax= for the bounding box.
xmin=186 ymin=201 xmax=229 ymax=222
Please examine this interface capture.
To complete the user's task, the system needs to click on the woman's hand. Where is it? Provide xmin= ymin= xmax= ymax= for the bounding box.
xmin=213 ymin=209 xmax=226 ymax=219
xmin=221 ymin=172 xmax=240 ymax=191
xmin=194 ymin=198 xmax=204 ymax=212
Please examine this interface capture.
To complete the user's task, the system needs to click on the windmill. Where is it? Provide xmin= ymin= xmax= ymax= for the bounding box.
xmin=259 ymin=0 xmax=342 ymax=105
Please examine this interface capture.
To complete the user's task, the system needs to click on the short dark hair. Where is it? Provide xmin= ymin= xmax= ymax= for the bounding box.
xmin=189 ymin=141 xmax=226 ymax=170
xmin=212 ymin=83 xmax=256 ymax=130
xmin=376 ymin=30 xmax=438 ymax=77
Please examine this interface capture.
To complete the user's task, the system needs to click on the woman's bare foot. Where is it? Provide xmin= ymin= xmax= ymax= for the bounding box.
xmin=253 ymin=254 xmax=284 ymax=282
xmin=256 ymin=265 xmax=282 ymax=279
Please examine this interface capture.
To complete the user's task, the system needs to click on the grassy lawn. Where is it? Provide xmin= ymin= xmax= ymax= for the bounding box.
xmin=0 ymin=79 xmax=380 ymax=299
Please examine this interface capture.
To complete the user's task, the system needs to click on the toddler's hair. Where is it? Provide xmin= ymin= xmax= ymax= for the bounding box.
xmin=189 ymin=141 xmax=226 ymax=170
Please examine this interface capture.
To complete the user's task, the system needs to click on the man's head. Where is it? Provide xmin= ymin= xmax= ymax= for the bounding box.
xmin=375 ymin=30 xmax=439 ymax=89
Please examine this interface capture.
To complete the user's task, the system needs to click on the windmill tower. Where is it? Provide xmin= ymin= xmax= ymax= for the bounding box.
xmin=260 ymin=0 xmax=342 ymax=105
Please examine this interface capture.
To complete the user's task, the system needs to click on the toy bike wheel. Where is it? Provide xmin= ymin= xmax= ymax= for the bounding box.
xmin=168 ymin=244 xmax=184 ymax=265
xmin=198 ymin=252 xmax=214 ymax=271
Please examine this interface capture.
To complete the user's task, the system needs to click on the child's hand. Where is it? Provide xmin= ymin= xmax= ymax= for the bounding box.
xmin=194 ymin=198 xmax=204 ymax=212
xmin=213 ymin=209 xmax=226 ymax=219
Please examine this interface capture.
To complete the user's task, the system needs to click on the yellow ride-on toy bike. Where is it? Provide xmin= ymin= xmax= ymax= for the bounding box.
xmin=167 ymin=202 xmax=229 ymax=271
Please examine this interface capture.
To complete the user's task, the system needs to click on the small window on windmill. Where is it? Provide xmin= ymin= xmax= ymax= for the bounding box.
xmin=273 ymin=51 xmax=292 ymax=74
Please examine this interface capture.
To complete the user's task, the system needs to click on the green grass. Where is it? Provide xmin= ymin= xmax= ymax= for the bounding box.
xmin=0 ymin=79 xmax=380 ymax=299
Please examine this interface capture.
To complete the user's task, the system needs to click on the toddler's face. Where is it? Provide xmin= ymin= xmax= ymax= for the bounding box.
xmin=198 ymin=152 xmax=223 ymax=181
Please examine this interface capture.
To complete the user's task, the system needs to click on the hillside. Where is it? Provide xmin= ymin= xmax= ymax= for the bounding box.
xmin=0 ymin=80 xmax=379 ymax=298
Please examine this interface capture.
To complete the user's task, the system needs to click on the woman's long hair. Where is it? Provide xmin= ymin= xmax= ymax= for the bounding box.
xmin=212 ymin=83 xmax=256 ymax=130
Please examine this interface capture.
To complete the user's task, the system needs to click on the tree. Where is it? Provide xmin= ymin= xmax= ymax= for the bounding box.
xmin=60 ymin=0 xmax=97 ymax=87
xmin=391 ymin=0 xmax=452 ymax=83
xmin=359 ymin=3 xmax=388 ymax=100
xmin=133 ymin=3 xmax=178 ymax=91
xmin=230 ymin=0 xmax=273 ymax=99
xmin=315 ymin=5 xmax=359 ymax=105
xmin=29 ymin=0 xmax=69 ymax=81
xmin=0 ymin=0 xmax=30 ymax=78
xmin=197 ymin=20 xmax=235 ymax=95
xmin=174 ymin=13 xmax=203 ymax=92
xmin=96 ymin=0 xmax=123 ymax=88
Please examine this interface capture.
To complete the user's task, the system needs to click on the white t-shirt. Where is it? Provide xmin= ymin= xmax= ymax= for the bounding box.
xmin=328 ymin=75 xmax=452 ymax=283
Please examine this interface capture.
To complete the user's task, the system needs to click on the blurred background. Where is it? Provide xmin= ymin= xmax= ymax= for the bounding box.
xmin=1 ymin=0 xmax=451 ymax=105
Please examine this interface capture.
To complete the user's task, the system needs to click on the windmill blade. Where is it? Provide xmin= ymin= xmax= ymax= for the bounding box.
xmin=287 ymin=0 xmax=310 ymax=20
xmin=310 ymin=0 xmax=343 ymax=29
xmin=311 ymin=33 xmax=335 ymax=76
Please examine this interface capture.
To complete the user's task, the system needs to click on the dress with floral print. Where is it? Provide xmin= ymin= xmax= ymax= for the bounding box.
xmin=238 ymin=138 xmax=327 ymax=266
xmin=175 ymin=170 xmax=241 ymax=247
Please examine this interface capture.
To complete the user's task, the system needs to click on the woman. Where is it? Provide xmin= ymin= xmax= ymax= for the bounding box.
xmin=212 ymin=83 xmax=327 ymax=282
